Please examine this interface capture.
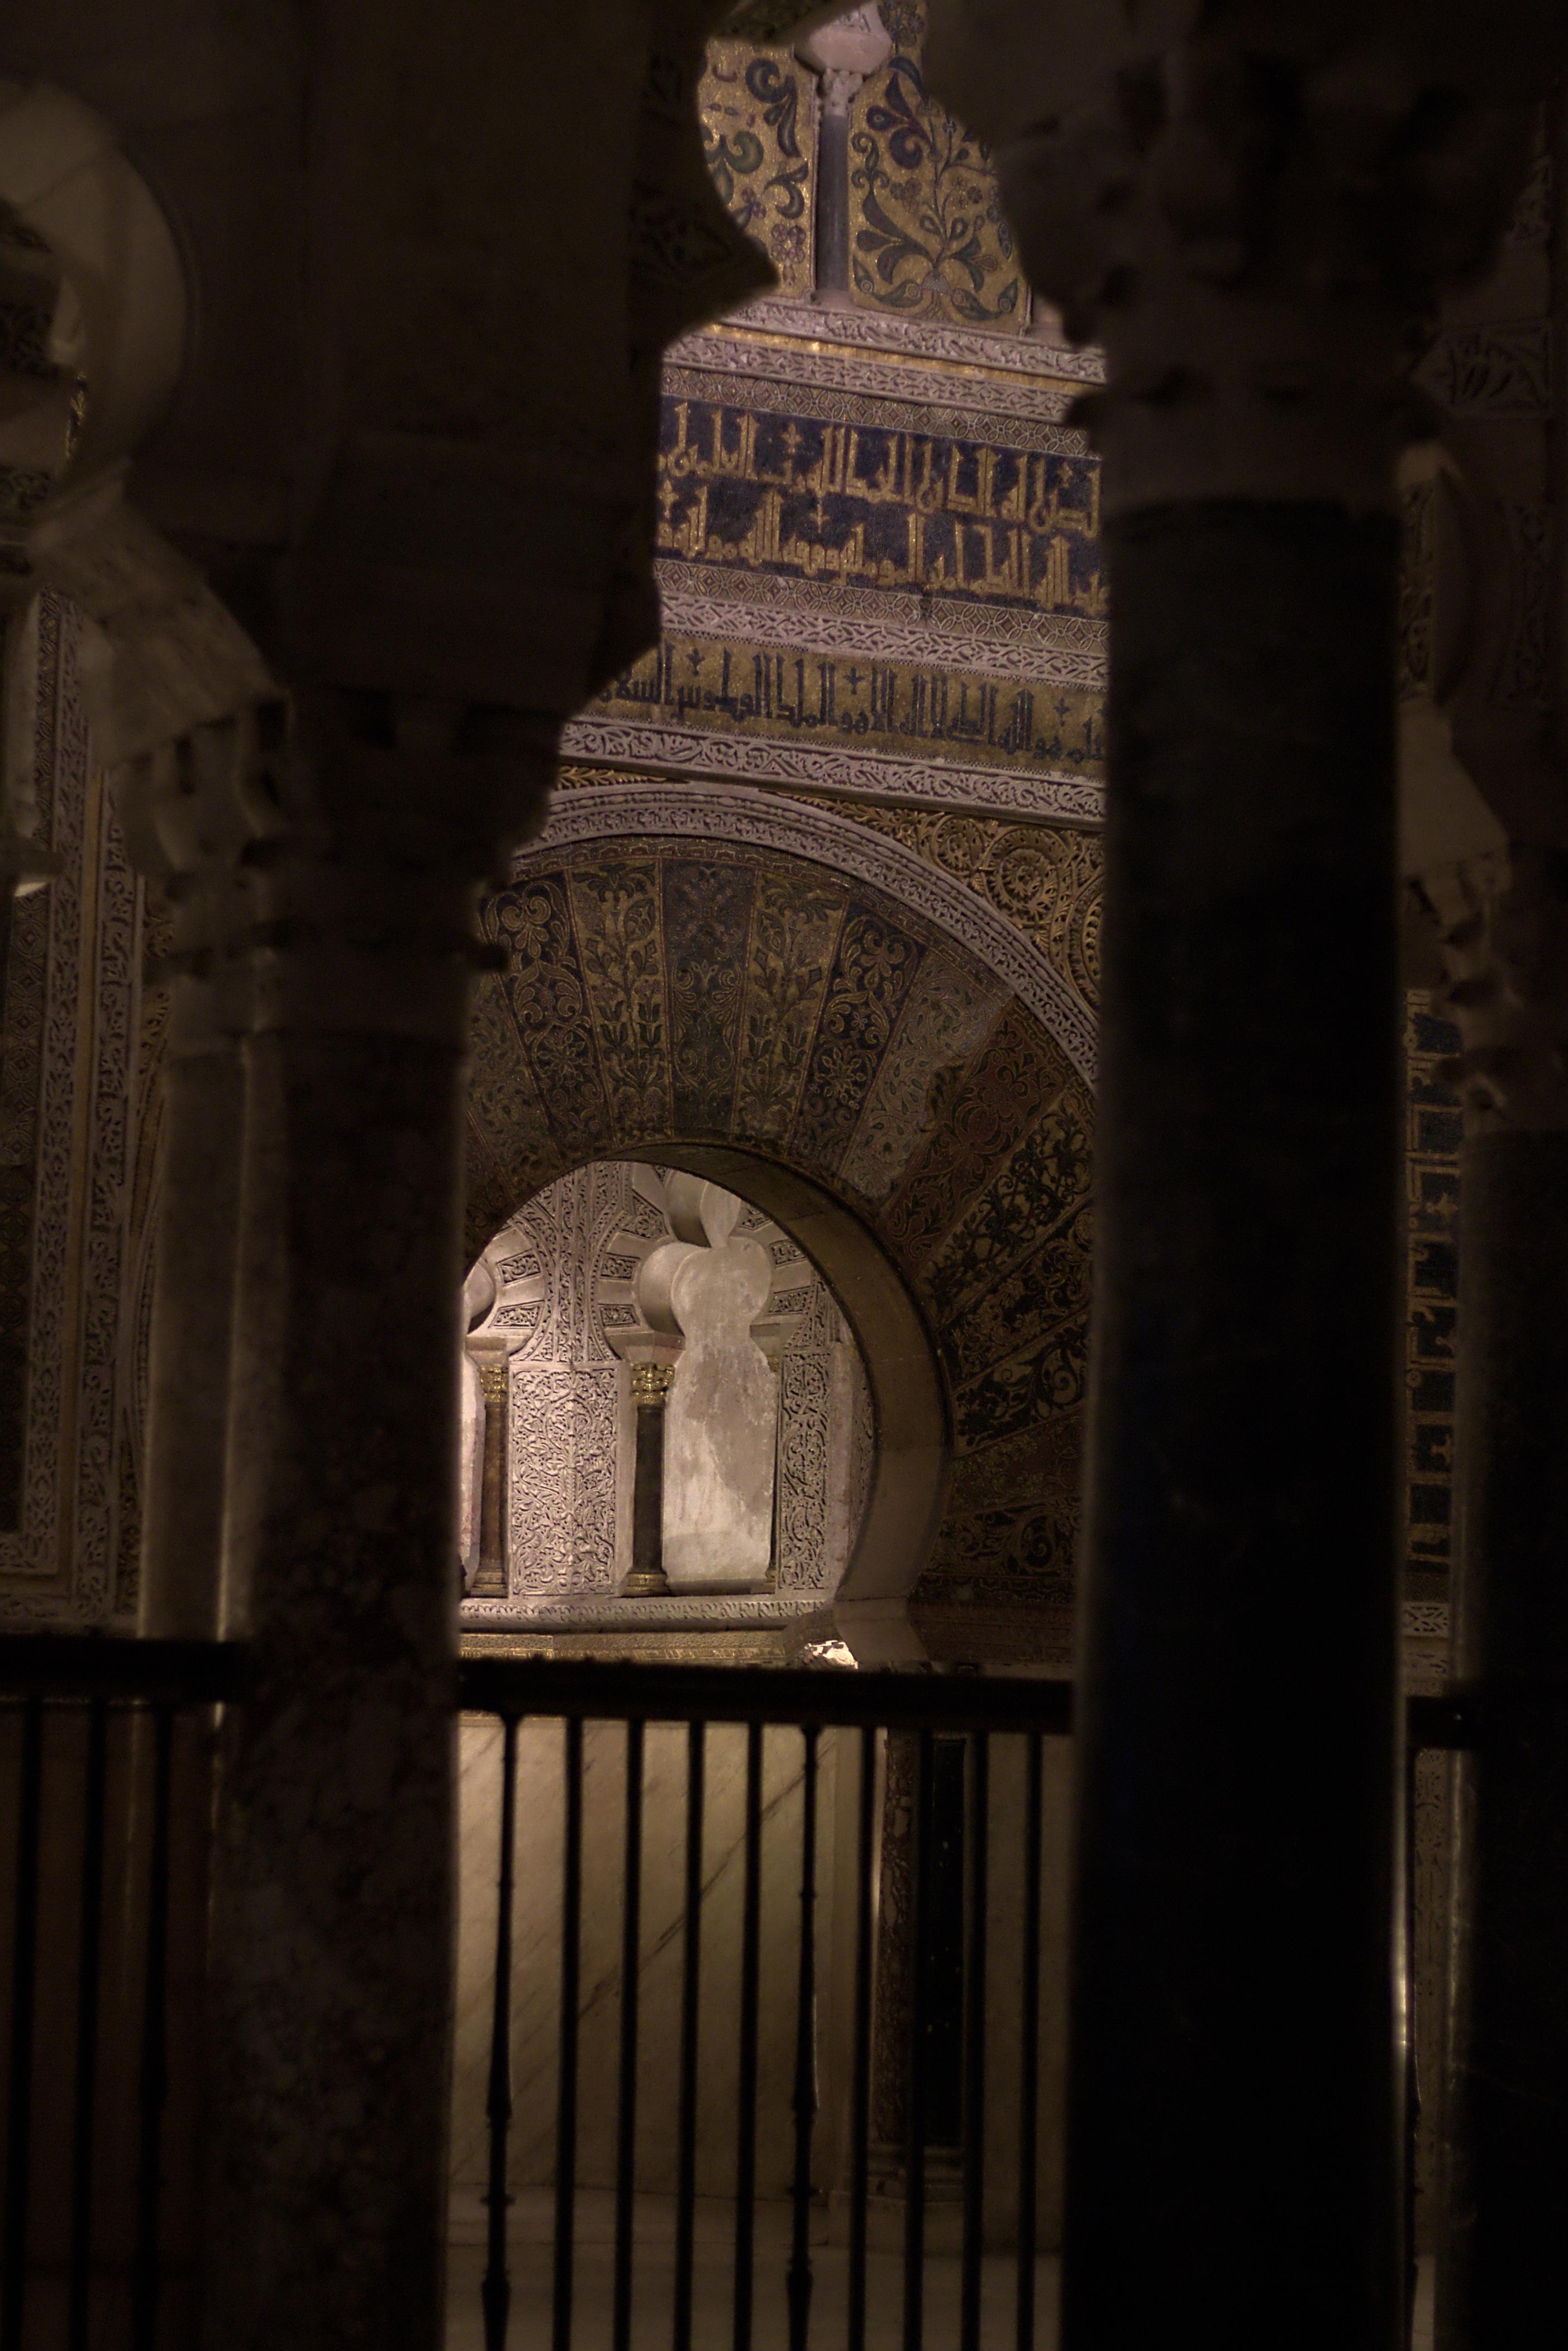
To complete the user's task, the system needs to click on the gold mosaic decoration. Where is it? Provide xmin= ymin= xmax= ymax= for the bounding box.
xmin=849 ymin=0 xmax=1023 ymax=332
xmin=792 ymin=798 xmax=1102 ymax=1011
xmin=699 ymin=39 xmax=816 ymax=300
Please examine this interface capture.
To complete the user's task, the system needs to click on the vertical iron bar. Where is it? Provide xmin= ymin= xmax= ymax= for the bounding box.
xmin=553 ymin=1716 xmax=585 ymax=2351
xmin=482 ymin=1713 xmax=521 ymax=2351
xmin=733 ymin=1723 xmax=764 ymax=2351
xmin=846 ymin=1726 xmax=876 ymax=2351
xmin=903 ymin=1731 xmax=935 ymax=2351
xmin=131 ymin=1704 xmax=177 ymax=2351
xmin=960 ymin=1734 xmax=990 ymax=2351
xmin=68 ymin=1698 xmax=110 ymax=2351
xmin=1015 ymin=1734 xmax=1043 ymax=2351
xmin=612 ymin=1718 xmax=645 ymax=2351
xmin=1404 ymin=1741 xmax=1419 ymax=2351
xmin=786 ymin=1725 xmax=819 ymax=2351
xmin=2 ymin=1697 xmax=44 ymax=2351
xmin=673 ymin=1721 xmax=706 ymax=2351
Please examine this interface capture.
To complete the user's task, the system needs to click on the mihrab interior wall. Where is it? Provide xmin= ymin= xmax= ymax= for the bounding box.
xmin=459 ymin=1158 xmax=873 ymax=1606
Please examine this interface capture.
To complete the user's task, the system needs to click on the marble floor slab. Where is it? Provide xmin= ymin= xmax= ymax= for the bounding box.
xmin=445 ymin=2189 xmax=1060 ymax=2351
xmin=445 ymin=2193 xmax=1436 ymax=2351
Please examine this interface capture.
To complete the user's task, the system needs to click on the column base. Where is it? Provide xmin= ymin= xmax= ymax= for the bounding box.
xmin=621 ymin=1567 xmax=671 ymax=1597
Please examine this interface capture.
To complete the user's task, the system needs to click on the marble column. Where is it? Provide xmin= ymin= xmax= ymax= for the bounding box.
xmin=468 ymin=1339 xmax=510 ymax=1600
xmin=625 ymin=1361 xmax=675 ymax=1597
xmin=951 ymin=10 xmax=1545 ymax=2345
xmin=204 ymin=692 xmax=548 ymax=2351
xmin=1423 ymin=852 xmax=1568 ymax=2350
xmin=797 ymin=8 xmax=891 ymax=307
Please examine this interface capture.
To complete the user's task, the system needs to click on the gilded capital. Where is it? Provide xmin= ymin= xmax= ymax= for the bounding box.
xmin=631 ymin=1361 xmax=676 ymax=1406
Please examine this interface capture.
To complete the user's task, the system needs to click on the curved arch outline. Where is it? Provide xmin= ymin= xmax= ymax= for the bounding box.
xmin=521 ymin=778 xmax=1098 ymax=1081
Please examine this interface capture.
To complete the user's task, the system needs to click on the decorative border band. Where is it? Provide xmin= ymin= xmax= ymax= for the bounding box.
xmin=656 ymin=564 xmax=1107 ymax=690
xmin=686 ymin=295 xmax=1108 ymax=385
xmin=461 ymin=1591 xmax=828 ymax=1630
xmin=665 ymin=351 xmax=1087 ymax=440
xmin=558 ymin=714 xmax=1106 ymax=835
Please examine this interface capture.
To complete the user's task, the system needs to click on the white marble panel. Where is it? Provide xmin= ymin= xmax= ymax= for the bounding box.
xmin=453 ymin=1719 xmax=846 ymax=2201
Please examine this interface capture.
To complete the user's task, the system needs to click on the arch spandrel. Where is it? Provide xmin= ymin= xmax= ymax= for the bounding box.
xmin=464 ymin=807 xmax=1093 ymax=1664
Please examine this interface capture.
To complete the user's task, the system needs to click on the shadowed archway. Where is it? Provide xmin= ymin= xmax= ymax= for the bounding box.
xmin=464 ymin=788 xmax=1094 ymax=1661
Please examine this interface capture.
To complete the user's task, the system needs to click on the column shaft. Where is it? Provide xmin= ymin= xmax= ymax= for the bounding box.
xmin=1066 ymin=502 xmax=1403 ymax=2349
xmin=206 ymin=1008 xmax=465 ymax=2347
xmin=470 ymin=1357 xmax=509 ymax=1598
xmin=624 ymin=1363 xmax=673 ymax=1596
xmin=813 ymin=87 xmax=852 ymax=304
xmin=1438 ymin=1129 xmax=1568 ymax=2347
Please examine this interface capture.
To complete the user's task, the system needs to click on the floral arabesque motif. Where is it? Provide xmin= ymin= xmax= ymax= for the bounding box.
xmin=849 ymin=28 xmax=1022 ymax=330
xmin=700 ymin=42 xmax=815 ymax=299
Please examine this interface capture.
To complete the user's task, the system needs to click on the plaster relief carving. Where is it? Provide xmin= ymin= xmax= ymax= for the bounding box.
xmin=461 ymin=1161 xmax=873 ymax=1620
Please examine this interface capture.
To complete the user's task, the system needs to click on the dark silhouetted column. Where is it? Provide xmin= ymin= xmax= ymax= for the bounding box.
xmin=970 ymin=12 xmax=1546 ymax=2345
xmin=204 ymin=693 xmax=548 ymax=2350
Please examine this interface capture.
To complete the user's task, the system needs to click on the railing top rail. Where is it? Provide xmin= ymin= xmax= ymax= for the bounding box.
xmin=0 ymin=1633 xmax=249 ymax=1704
xmin=459 ymin=1654 xmax=1078 ymax=1735
xmin=0 ymin=1634 xmax=1487 ymax=1748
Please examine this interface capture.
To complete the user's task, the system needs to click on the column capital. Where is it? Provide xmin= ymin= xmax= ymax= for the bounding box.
xmin=630 ymin=1360 xmax=678 ymax=1406
xmin=797 ymin=7 xmax=893 ymax=118
xmin=1424 ymin=847 xmax=1568 ymax=1134
xmin=938 ymin=4 xmax=1548 ymax=512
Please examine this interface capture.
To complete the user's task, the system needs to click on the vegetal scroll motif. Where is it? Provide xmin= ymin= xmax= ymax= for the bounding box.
xmin=848 ymin=0 xmax=1022 ymax=330
xmin=700 ymin=41 xmax=816 ymax=299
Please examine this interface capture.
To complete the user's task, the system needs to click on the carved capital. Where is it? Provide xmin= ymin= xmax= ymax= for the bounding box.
xmin=1422 ymin=847 xmax=1568 ymax=1134
xmin=798 ymin=7 xmax=893 ymax=118
xmin=475 ymin=1358 xmax=510 ymax=1409
xmin=233 ymin=690 xmax=556 ymax=1045
xmin=631 ymin=1360 xmax=677 ymax=1406
xmin=953 ymin=9 xmax=1545 ymax=511
xmin=117 ymin=702 xmax=292 ymax=1056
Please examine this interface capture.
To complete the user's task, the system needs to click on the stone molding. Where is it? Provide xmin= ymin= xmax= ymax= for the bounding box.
xmin=557 ymin=716 xmax=1105 ymax=834
xmin=524 ymin=777 xmax=1099 ymax=1079
xmin=460 ymin=1590 xmax=827 ymax=1630
xmin=665 ymin=349 xmax=1087 ymax=433
xmin=682 ymin=293 xmax=1107 ymax=384
xmin=463 ymin=1594 xmax=1450 ymax=1638
xmin=655 ymin=560 xmax=1107 ymax=689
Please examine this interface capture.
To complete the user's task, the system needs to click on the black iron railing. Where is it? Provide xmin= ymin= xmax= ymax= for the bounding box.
xmin=0 ymin=1637 xmax=1478 ymax=2351
xmin=455 ymin=1660 xmax=1074 ymax=2351
xmin=0 ymin=1638 xmax=240 ymax=2351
